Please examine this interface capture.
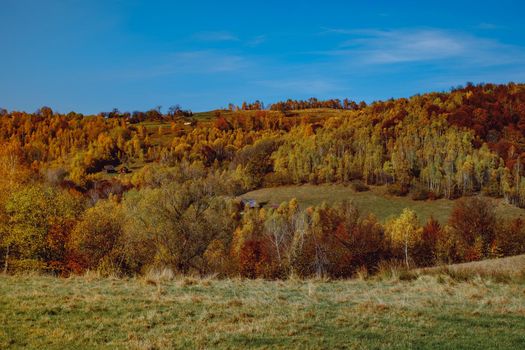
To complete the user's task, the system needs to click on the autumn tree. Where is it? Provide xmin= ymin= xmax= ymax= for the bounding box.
xmin=231 ymin=207 xmax=272 ymax=278
xmin=448 ymin=196 xmax=496 ymax=261
xmin=289 ymin=201 xmax=385 ymax=278
xmin=495 ymin=217 xmax=525 ymax=257
xmin=3 ymin=185 xmax=83 ymax=272
xmin=385 ymin=208 xmax=422 ymax=268
xmin=413 ymin=217 xmax=442 ymax=266
xmin=69 ymin=198 xmax=126 ymax=274
xmin=123 ymin=177 xmax=237 ymax=274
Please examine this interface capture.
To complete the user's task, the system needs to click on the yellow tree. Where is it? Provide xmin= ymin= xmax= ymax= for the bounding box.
xmin=69 ymin=198 xmax=125 ymax=272
xmin=386 ymin=208 xmax=422 ymax=268
xmin=0 ymin=142 xmax=32 ymax=273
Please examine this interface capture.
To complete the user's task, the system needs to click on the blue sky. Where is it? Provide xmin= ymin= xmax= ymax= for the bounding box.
xmin=1 ymin=0 xmax=525 ymax=114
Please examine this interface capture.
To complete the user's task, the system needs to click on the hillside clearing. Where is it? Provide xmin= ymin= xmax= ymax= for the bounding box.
xmin=240 ymin=184 xmax=525 ymax=223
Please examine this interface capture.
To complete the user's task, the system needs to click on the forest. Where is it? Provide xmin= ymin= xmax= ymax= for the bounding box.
xmin=2 ymin=82 xmax=525 ymax=278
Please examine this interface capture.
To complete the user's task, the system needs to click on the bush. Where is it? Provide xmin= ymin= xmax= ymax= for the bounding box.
xmin=481 ymin=182 xmax=501 ymax=197
xmin=351 ymin=180 xmax=369 ymax=192
xmin=374 ymin=260 xmax=417 ymax=281
xmin=263 ymin=171 xmax=293 ymax=187
xmin=410 ymin=184 xmax=432 ymax=201
xmin=386 ymin=183 xmax=409 ymax=196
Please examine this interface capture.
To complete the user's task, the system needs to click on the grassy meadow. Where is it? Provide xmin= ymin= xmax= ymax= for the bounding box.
xmin=240 ymin=184 xmax=525 ymax=224
xmin=1 ymin=262 xmax=525 ymax=349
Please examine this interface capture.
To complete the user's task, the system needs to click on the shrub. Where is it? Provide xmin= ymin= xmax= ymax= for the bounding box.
xmin=263 ymin=171 xmax=293 ymax=187
xmin=410 ymin=184 xmax=432 ymax=201
xmin=351 ymin=180 xmax=370 ymax=192
xmin=374 ymin=260 xmax=416 ymax=281
xmin=386 ymin=183 xmax=409 ymax=196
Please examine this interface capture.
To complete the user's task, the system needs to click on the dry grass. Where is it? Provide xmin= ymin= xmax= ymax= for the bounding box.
xmin=442 ymin=254 xmax=525 ymax=275
xmin=418 ymin=254 xmax=525 ymax=282
xmin=1 ymin=272 xmax=525 ymax=349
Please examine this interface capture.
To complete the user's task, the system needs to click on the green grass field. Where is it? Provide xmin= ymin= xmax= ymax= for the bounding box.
xmin=240 ymin=184 xmax=525 ymax=224
xmin=1 ymin=270 xmax=525 ymax=349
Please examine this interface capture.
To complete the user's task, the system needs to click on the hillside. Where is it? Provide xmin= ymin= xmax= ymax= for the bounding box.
xmin=421 ymin=254 xmax=525 ymax=278
xmin=2 ymin=83 xmax=525 ymax=278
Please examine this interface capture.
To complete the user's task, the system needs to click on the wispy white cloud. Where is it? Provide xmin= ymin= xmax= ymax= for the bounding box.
xmin=318 ymin=27 xmax=356 ymax=35
xmin=246 ymin=35 xmax=267 ymax=47
xmin=318 ymin=28 xmax=525 ymax=67
xmin=342 ymin=29 xmax=466 ymax=63
xmin=475 ymin=23 xmax=506 ymax=30
xmin=115 ymin=51 xmax=248 ymax=79
xmin=192 ymin=31 xmax=240 ymax=42
xmin=103 ymin=27 xmax=525 ymax=106
xmin=192 ymin=31 xmax=268 ymax=47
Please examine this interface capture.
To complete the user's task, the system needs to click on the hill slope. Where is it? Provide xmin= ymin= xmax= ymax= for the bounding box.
xmin=421 ymin=254 xmax=525 ymax=278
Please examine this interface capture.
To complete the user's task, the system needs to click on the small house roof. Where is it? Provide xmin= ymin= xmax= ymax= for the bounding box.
xmin=242 ymin=199 xmax=258 ymax=208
